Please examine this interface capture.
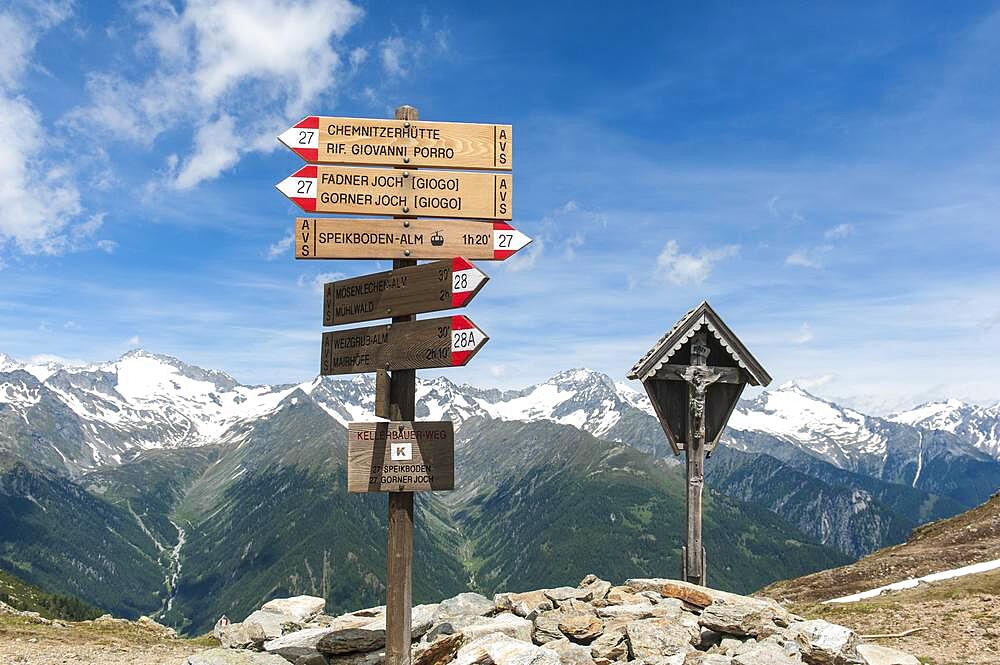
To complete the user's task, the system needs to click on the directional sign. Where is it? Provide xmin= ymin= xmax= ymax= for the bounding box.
xmin=323 ymin=258 xmax=488 ymax=326
xmin=279 ymin=116 xmax=512 ymax=171
xmin=296 ymin=218 xmax=531 ymax=261
xmin=276 ymin=166 xmax=512 ymax=220
xmin=320 ymin=315 xmax=488 ymax=375
xmin=347 ymin=421 xmax=455 ymax=493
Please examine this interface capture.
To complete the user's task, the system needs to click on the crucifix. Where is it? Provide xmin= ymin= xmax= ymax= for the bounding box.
xmin=627 ymin=302 xmax=771 ymax=586
xmin=661 ymin=332 xmax=741 ymax=585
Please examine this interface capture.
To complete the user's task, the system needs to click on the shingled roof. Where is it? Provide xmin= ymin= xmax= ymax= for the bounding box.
xmin=627 ymin=301 xmax=772 ymax=386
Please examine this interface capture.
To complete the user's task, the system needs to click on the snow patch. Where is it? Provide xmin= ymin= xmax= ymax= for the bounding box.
xmin=825 ymin=558 xmax=1000 ymax=603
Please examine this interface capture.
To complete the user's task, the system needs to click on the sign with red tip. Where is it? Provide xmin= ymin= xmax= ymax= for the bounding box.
xmin=322 ymin=259 xmax=489 ymax=326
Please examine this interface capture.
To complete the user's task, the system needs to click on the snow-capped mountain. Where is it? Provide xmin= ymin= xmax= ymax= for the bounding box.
xmin=728 ymin=383 xmax=890 ymax=469
xmin=890 ymin=399 xmax=1000 ymax=460
xmin=1 ymin=349 xmax=998 ymax=496
xmin=0 ymin=351 xmax=655 ymax=472
xmin=0 ymin=350 xmax=296 ymax=470
xmin=302 ymin=367 xmax=649 ymax=436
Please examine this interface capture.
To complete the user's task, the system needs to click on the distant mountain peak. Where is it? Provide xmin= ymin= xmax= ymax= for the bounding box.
xmin=890 ymin=398 xmax=1000 ymax=458
xmin=548 ymin=367 xmax=615 ymax=385
xmin=110 ymin=349 xmax=241 ymax=391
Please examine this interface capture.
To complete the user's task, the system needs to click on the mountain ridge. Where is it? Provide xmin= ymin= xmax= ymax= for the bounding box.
xmin=4 ymin=348 xmax=999 ymax=471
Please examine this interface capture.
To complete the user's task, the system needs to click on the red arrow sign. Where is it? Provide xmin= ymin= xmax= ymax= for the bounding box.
xmin=277 ymin=116 xmax=512 ymax=170
xmin=320 ymin=315 xmax=489 ymax=375
xmin=322 ymin=258 xmax=488 ymax=326
xmin=275 ymin=165 xmax=511 ymax=220
xmin=294 ymin=218 xmax=532 ymax=261
xmin=279 ymin=116 xmax=321 ymax=162
xmin=449 ymin=315 xmax=485 ymax=367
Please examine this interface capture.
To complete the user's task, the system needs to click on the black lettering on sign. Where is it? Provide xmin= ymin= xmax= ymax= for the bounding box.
xmin=498 ymin=128 xmax=509 ymax=166
xmin=498 ymin=178 xmax=508 ymax=216
xmin=300 ymin=219 xmax=311 ymax=257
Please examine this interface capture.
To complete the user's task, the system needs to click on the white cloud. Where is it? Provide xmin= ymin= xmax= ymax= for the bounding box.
xmin=67 ymin=0 xmax=364 ymax=189
xmin=380 ymin=36 xmax=406 ymax=77
xmin=126 ymin=335 xmax=141 ymax=347
xmin=0 ymin=2 xmax=71 ymax=87
xmin=267 ymin=231 xmax=295 ymax=260
xmin=349 ymin=47 xmax=368 ymax=69
xmin=655 ymin=240 xmax=738 ymax=285
xmin=298 ymin=271 xmax=346 ymax=294
xmin=785 ymin=249 xmax=824 ymax=268
xmin=791 ymin=322 xmax=814 ymax=344
xmin=172 ymin=114 xmax=241 ymax=190
xmin=787 ymin=225 xmax=851 ymax=269
xmin=0 ymin=3 xmax=109 ymax=255
xmin=0 ymin=94 xmax=82 ymax=250
xmin=824 ymin=223 xmax=854 ymax=239
xmin=564 ymin=232 xmax=584 ymax=260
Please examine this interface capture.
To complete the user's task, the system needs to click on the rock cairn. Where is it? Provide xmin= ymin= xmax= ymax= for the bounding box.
xmin=191 ymin=576 xmax=919 ymax=665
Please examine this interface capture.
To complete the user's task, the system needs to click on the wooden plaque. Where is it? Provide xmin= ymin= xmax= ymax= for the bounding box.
xmin=347 ymin=421 xmax=455 ymax=493
xmin=295 ymin=218 xmax=531 ymax=261
xmin=320 ymin=315 xmax=488 ymax=375
xmin=277 ymin=166 xmax=512 ymax=220
xmin=279 ymin=117 xmax=512 ymax=170
xmin=323 ymin=258 xmax=488 ymax=326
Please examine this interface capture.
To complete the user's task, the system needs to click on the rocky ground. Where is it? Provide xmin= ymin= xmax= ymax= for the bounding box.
xmin=198 ymin=575 xmax=919 ymax=665
xmin=786 ymin=568 xmax=1000 ymax=665
xmin=0 ymin=602 xmax=212 ymax=664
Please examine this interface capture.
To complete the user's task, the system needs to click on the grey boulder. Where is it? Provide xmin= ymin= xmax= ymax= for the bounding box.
xmin=455 ymin=632 xmax=560 ymax=665
xmin=856 ymin=644 xmax=920 ymax=665
xmin=625 ymin=618 xmax=697 ymax=659
xmin=732 ymin=641 xmax=803 ymax=664
xmin=437 ymin=593 xmax=495 ymax=619
xmin=784 ymin=620 xmax=862 ymax=665
xmin=261 ymin=596 xmax=327 ymax=623
xmin=188 ymin=648 xmax=291 ymax=664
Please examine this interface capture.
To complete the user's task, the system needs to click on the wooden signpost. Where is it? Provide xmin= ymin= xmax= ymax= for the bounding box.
xmin=278 ymin=104 xmax=513 ymax=665
xmin=278 ymin=116 xmax=512 ymax=170
xmin=323 ymin=258 xmax=488 ymax=326
xmin=627 ymin=302 xmax=771 ymax=586
xmin=347 ymin=421 xmax=455 ymax=493
xmin=276 ymin=165 xmax=512 ymax=219
xmin=295 ymin=218 xmax=531 ymax=261
xmin=320 ymin=315 xmax=488 ymax=375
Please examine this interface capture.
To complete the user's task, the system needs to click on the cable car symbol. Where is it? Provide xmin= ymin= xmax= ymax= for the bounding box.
xmin=431 ymin=231 xmax=444 ymax=246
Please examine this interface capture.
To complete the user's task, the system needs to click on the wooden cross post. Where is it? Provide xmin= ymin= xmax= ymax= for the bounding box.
xmin=679 ymin=331 xmax=726 ymax=586
xmin=377 ymin=104 xmax=420 ymax=665
xmin=628 ymin=303 xmax=772 ymax=589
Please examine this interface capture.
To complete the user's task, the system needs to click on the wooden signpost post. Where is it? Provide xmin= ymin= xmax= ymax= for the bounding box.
xmin=278 ymin=104 xmax=515 ymax=665
xmin=323 ymin=258 xmax=488 ymax=326
xmin=279 ymin=116 xmax=511 ymax=170
xmin=627 ymin=302 xmax=771 ymax=586
xmin=296 ymin=218 xmax=531 ymax=261
xmin=276 ymin=165 xmax=512 ymax=219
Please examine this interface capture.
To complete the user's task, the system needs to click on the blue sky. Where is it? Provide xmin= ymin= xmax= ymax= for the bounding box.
xmin=1 ymin=1 xmax=999 ymax=412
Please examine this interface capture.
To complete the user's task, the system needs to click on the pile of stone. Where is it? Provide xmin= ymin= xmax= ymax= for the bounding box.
xmin=190 ymin=576 xmax=918 ymax=665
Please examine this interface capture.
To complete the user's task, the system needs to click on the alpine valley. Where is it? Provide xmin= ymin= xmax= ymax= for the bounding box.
xmin=0 ymin=350 xmax=997 ymax=635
